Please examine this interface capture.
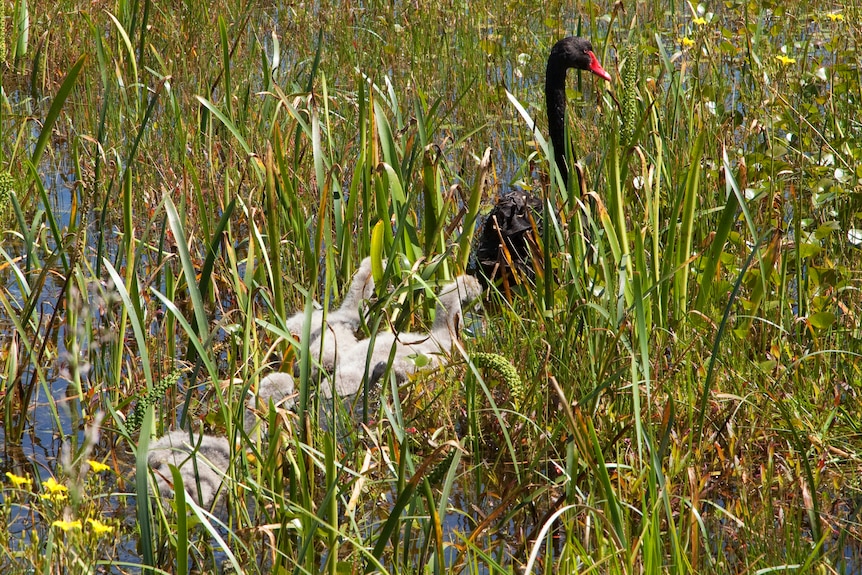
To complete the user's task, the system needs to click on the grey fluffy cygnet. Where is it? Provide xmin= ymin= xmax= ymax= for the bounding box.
xmin=320 ymin=275 xmax=483 ymax=398
xmin=284 ymin=257 xmax=375 ymax=336
xmin=147 ymin=372 xmax=298 ymax=508
xmin=243 ymin=372 xmax=296 ymax=439
xmin=285 ymin=257 xmax=375 ymax=371
xmin=147 ymin=430 xmax=231 ymax=508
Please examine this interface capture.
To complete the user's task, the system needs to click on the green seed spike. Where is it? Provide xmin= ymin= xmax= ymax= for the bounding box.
xmin=621 ymin=45 xmax=639 ymax=146
xmin=470 ymin=352 xmax=525 ymax=408
xmin=125 ymin=371 xmax=181 ymax=432
xmin=0 ymin=0 xmax=5 ymax=64
xmin=425 ymin=449 xmax=455 ymax=485
xmin=0 ymin=171 xmax=14 ymax=220
xmin=0 ymin=171 xmax=13 ymax=200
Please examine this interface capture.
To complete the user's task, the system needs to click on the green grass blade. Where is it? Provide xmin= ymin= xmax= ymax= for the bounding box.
xmin=457 ymin=148 xmax=490 ymax=271
xmin=12 ymin=0 xmax=28 ymax=63
xmin=26 ymin=162 xmax=68 ymax=272
xmin=105 ymin=10 xmax=138 ymax=92
xmin=163 ymin=196 xmax=210 ymax=358
xmin=218 ymin=15 xmax=232 ymax=121
xmin=134 ymin=410 xmax=155 ymax=572
xmin=695 ymin=231 xmax=769 ymax=449
xmin=195 ymin=95 xmax=262 ymax=181
xmin=103 ymin=258 xmax=153 ymax=389
xmin=30 ymin=54 xmax=85 ymax=168
xmin=674 ymin=130 xmax=705 ymax=320
xmin=168 ymin=464 xmax=189 ymax=575
xmin=694 ymin=147 xmax=740 ymax=311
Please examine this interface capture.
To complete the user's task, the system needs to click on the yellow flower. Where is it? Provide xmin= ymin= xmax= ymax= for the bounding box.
xmin=776 ymin=55 xmax=796 ymax=66
xmin=826 ymin=13 xmax=844 ymax=22
xmin=693 ymin=16 xmax=707 ymax=26
xmin=86 ymin=518 xmax=114 ymax=535
xmin=40 ymin=492 xmax=68 ymax=503
xmin=42 ymin=477 xmax=68 ymax=494
xmin=679 ymin=36 xmax=695 ymax=48
xmin=87 ymin=460 xmax=110 ymax=474
xmin=52 ymin=519 xmax=82 ymax=532
xmin=5 ymin=472 xmax=32 ymax=488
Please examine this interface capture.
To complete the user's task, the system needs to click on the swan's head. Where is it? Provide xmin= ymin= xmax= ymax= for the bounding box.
xmin=438 ymin=275 xmax=483 ymax=308
xmin=550 ymin=37 xmax=611 ymax=81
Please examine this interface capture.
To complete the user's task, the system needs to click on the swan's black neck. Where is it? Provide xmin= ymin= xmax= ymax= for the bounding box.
xmin=544 ymin=37 xmax=610 ymax=190
xmin=545 ymin=59 xmax=570 ymax=188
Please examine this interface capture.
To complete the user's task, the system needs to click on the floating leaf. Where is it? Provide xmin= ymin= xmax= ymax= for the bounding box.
xmin=809 ymin=312 xmax=836 ymax=330
xmin=758 ymin=360 xmax=777 ymax=373
xmin=814 ymin=221 xmax=840 ymax=239
xmin=798 ymin=242 xmax=821 ymax=259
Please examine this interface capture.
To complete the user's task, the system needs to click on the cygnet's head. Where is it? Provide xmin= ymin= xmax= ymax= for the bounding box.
xmin=452 ymin=274 xmax=483 ymax=302
xmin=433 ymin=275 xmax=484 ymax=332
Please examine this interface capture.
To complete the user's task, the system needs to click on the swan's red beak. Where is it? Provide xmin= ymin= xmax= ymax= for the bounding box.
xmin=588 ymin=51 xmax=612 ymax=82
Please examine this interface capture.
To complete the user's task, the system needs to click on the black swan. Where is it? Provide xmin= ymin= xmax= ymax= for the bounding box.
xmin=474 ymin=37 xmax=611 ymax=286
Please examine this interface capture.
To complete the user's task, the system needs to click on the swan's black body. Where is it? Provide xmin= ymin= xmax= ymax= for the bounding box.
xmin=474 ymin=190 xmax=543 ymax=285
xmin=474 ymin=37 xmax=610 ymax=286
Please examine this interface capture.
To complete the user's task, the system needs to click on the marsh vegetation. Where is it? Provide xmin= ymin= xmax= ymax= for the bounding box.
xmin=0 ymin=0 xmax=861 ymax=573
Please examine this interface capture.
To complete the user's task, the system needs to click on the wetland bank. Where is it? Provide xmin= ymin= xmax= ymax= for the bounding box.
xmin=1 ymin=0 xmax=862 ymax=573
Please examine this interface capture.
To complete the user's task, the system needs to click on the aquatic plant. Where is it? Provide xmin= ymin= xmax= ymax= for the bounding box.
xmin=0 ymin=170 xmax=12 ymax=221
xmin=469 ymin=351 xmax=524 ymax=408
